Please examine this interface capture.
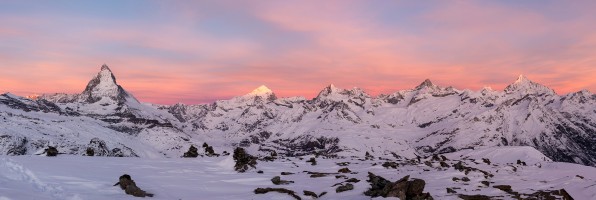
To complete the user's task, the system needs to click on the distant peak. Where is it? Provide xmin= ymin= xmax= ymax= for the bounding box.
xmin=504 ymin=75 xmax=555 ymax=95
xmin=514 ymin=74 xmax=529 ymax=84
xmin=415 ymin=79 xmax=436 ymax=90
xmin=101 ymin=64 xmax=111 ymax=72
xmin=247 ymin=85 xmax=273 ymax=96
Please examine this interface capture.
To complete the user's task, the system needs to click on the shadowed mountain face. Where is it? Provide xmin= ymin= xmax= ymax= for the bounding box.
xmin=1 ymin=64 xmax=595 ymax=166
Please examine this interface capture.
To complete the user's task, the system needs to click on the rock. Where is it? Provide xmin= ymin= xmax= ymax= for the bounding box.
xmin=233 ymin=147 xmax=257 ymax=173
xmin=365 ymin=151 xmax=374 ymax=160
xmin=382 ymin=161 xmax=398 ymax=169
xmin=458 ymin=194 xmax=492 ymax=200
xmin=452 ymin=177 xmax=460 ymax=182
xmin=576 ymin=175 xmax=584 ymax=179
xmin=254 ymin=187 xmax=301 ymax=200
xmin=335 ymin=175 xmax=347 ymax=179
xmin=257 ymin=170 xmax=263 ymax=174
xmin=481 ymin=158 xmax=491 ymax=165
xmin=182 ymin=145 xmax=199 ymax=158
xmin=338 ymin=167 xmax=351 ymax=173
xmin=364 ymin=172 xmax=433 ymax=199
xmin=336 ymin=162 xmax=350 ymax=166
xmin=271 ymin=176 xmax=294 ymax=185
xmin=431 ymin=154 xmax=441 ymax=161
xmin=407 ymin=179 xmax=426 ymax=197
xmin=307 ymin=171 xmax=336 ymax=178
xmin=204 ymin=145 xmax=216 ymax=156
xmin=346 ymin=178 xmax=360 ymax=183
xmin=440 ymin=161 xmax=450 ymax=168
xmin=481 ymin=181 xmax=490 ymax=187
xmin=493 ymin=185 xmax=512 ymax=192
xmin=86 ymin=147 xmax=95 ymax=156
xmin=516 ymin=159 xmax=527 ymax=166
xmin=306 ymin=157 xmax=317 ymax=165
xmin=453 ymin=161 xmax=465 ymax=171
xmin=46 ymin=146 xmax=58 ymax=156
xmin=281 ymin=172 xmax=295 ymax=175
xmin=440 ymin=155 xmax=448 ymax=161
xmin=113 ymin=174 xmax=154 ymax=197
xmin=319 ymin=191 xmax=327 ymax=197
xmin=446 ymin=188 xmax=457 ymax=194
xmin=87 ymin=138 xmax=110 ymax=156
xmin=461 ymin=177 xmax=470 ymax=182
xmin=424 ymin=161 xmax=433 ymax=167
xmin=336 ymin=183 xmax=354 ymax=193
xmin=303 ymin=190 xmax=318 ymax=198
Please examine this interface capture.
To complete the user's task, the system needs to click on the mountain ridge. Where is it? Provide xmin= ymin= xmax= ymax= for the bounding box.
xmin=1 ymin=64 xmax=595 ymax=168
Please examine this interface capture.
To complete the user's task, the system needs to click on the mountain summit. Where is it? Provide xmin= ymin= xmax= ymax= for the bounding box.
xmin=504 ymin=75 xmax=555 ymax=95
xmin=78 ymin=64 xmax=137 ymax=104
xmin=246 ymin=85 xmax=273 ymax=97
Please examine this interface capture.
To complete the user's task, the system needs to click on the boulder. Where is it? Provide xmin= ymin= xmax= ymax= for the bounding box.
xmin=182 ymin=145 xmax=199 ymax=158
xmin=338 ymin=167 xmax=351 ymax=173
xmin=271 ymin=176 xmax=294 ymax=185
xmin=46 ymin=146 xmax=58 ymax=156
xmin=336 ymin=183 xmax=354 ymax=193
xmin=113 ymin=174 xmax=154 ymax=197
xmin=233 ymin=147 xmax=257 ymax=172
xmin=364 ymin=172 xmax=433 ymax=199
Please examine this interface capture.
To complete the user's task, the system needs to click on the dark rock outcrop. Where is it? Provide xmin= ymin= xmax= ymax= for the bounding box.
xmin=364 ymin=172 xmax=433 ymax=199
xmin=254 ymin=188 xmax=301 ymax=200
xmin=233 ymin=147 xmax=257 ymax=172
xmin=182 ymin=145 xmax=199 ymax=158
xmin=336 ymin=183 xmax=354 ymax=193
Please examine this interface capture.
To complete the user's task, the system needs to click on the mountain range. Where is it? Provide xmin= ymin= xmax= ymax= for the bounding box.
xmin=1 ymin=64 xmax=595 ymax=166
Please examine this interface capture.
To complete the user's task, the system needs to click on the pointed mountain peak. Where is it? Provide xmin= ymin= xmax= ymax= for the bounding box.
xmin=514 ymin=74 xmax=530 ymax=84
xmin=78 ymin=64 xmax=136 ymax=104
xmin=101 ymin=64 xmax=111 ymax=72
xmin=247 ymin=85 xmax=273 ymax=96
xmin=415 ymin=79 xmax=436 ymax=90
xmin=504 ymin=75 xmax=555 ymax=95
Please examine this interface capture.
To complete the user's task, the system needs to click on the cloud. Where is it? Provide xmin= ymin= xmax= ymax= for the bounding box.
xmin=1 ymin=1 xmax=595 ymax=104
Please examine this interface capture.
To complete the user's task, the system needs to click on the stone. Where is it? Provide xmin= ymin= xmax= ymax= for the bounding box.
xmin=182 ymin=145 xmax=199 ymax=158
xmin=271 ymin=176 xmax=294 ymax=185
xmin=233 ymin=147 xmax=257 ymax=172
xmin=303 ymin=190 xmax=318 ymax=198
xmin=493 ymin=185 xmax=512 ymax=192
xmin=338 ymin=167 xmax=351 ymax=173
xmin=336 ymin=183 xmax=354 ymax=193
xmin=364 ymin=172 xmax=433 ymax=199
xmin=113 ymin=174 xmax=154 ymax=197
xmin=46 ymin=146 xmax=58 ymax=157
xmin=254 ymin=187 xmax=301 ymax=200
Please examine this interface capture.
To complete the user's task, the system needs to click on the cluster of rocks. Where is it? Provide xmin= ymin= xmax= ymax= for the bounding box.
xmin=182 ymin=145 xmax=199 ymax=158
xmin=364 ymin=172 xmax=433 ymax=200
xmin=233 ymin=147 xmax=257 ymax=172
xmin=202 ymin=142 xmax=218 ymax=157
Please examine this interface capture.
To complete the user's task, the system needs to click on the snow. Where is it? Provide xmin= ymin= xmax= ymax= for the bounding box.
xmin=1 ymin=149 xmax=595 ymax=200
xmin=445 ymin=146 xmax=552 ymax=165
xmin=246 ymin=85 xmax=273 ymax=97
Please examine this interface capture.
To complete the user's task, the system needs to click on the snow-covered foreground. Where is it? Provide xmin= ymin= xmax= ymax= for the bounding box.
xmin=1 ymin=147 xmax=596 ymax=200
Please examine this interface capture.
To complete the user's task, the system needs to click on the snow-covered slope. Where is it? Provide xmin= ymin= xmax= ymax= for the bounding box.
xmin=1 ymin=146 xmax=595 ymax=199
xmin=2 ymin=64 xmax=596 ymax=168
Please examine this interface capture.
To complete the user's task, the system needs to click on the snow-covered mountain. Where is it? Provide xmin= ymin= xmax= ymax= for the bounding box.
xmin=1 ymin=65 xmax=595 ymax=167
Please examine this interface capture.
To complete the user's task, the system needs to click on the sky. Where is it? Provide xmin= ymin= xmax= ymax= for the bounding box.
xmin=1 ymin=1 xmax=595 ymax=104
